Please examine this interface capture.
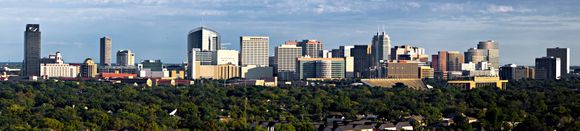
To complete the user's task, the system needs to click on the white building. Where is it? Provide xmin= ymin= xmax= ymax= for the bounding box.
xmin=40 ymin=52 xmax=80 ymax=78
xmin=240 ymin=36 xmax=269 ymax=66
xmin=240 ymin=65 xmax=273 ymax=79
xmin=275 ymin=44 xmax=303 ymax=80
xmin=213 ymin=50 xmax=239 ymax=66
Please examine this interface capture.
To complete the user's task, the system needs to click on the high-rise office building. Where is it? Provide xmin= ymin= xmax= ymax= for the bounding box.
xmin=464 ymin=48 xmax=486 ymax=63
xmin=100 ymin=36 xmax=112 ymax=66
xmin=187 ymin=27 xmax=220 ymax=79
xmin=332 ymin=45 xmax=354 ymax=58
xmin=275 ymin=44 xmax=302 ymax=80
xmin=23 ymin=24 xmax=41 ymax=77
xmin=390 ymin=45 xmax=427 ymax=62
xmin=296 ymin=57 xmax=345 ymax=80
xmin=116 ymin=50 xmax=135 ymax=66
xmin=477 ymin=40 xmax=500 ymax=69
xmin=240 ymin=36 xmax=269 ymax=66
xmin=535 ymin=57 xmax=561 ymax=80
xmin=298 ymin=40 xmax=323 ymax=58
xmin=372 ymin=31 xmax=391 ymax=65
xmin=432 ymin=51 xmax=448 ymax=72
xmin=81 ymin=58 xmax=98 ymax=78
xmin=547 ymin=47 xmax=570 ymax=76
xmin=351 ymin=45 xmax=372 ymax=78
xmin=447 ymin=51 xmax=464 ymax=72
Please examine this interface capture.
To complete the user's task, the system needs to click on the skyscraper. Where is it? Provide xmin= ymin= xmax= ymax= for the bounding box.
xmin=298 ymin=40 xmax=323 ymax=58
xmin=275 ymin=44 xmax=302 ymax=80
xmin=188 ymin=27 xmax=220 ymax=51
xmin=100 ymin=36 xmax=112 ymax=66
xmin=477 ymin=40 xmax=500 ymax=69
xmin=371 ymin=31 xmax=391 ymax=65
xmin=352 ymin=45 xmax=372 ymax=78
xmin=331 ymin=45 xmax=354 ymax=58
xmin=240 ymin=36 xmax=269 ymax=66
xmin=447 ymin=51 xmax=464 ymax=72
xmin=535 ymin=57 xmax=561 ymax=80
xmin=116 ymin=50 xmax=135 ymax=66
xmin=23 ymin=24 xmax=41 ymax=77
xmin=547 ymin=47 xmax=570 ymax=75
xmin=390 ymin=45 xmax=427 ymax=61
xmin=464 ymin=48 xmax=486 ymax=63
xmin=187 ymin=27 xmax=220 ymax=79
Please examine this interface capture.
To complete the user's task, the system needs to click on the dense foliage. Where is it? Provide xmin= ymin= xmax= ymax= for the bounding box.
xmin=0 ymin=79 xmax=578 ymax=130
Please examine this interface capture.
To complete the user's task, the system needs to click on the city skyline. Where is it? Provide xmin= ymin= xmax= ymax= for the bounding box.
xmin=0 ymin=0 xmax=579 ymax=66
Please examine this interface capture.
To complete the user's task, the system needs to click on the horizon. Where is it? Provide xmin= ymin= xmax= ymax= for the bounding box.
xmin=0 ymin=0 xmax=578 ymax=65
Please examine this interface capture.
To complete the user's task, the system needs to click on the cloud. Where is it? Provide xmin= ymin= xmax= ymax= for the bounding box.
xmin=483 ymin=4 xmax=534 ymax=14
xmin=431 ymin=3 xmax=465 ymax=12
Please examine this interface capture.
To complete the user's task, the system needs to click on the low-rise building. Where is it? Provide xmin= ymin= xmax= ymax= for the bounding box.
xmin=296 ymin=57 xmax=345 ymax=80
xmin=447 ymin=76 xmax=508 ymax=90
xmin=40 ymin=52 xmax=80 ymax=78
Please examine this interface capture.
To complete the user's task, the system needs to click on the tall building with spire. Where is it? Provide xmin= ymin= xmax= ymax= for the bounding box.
xmin=100 ymin=36 xmax=112 ymax=66
xmin=371 ymin=30 xmax=391 ymax=65
xmin=23 ymin=24 xmax=41 ymax=77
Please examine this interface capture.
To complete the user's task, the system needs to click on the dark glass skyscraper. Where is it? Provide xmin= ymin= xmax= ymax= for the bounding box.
xmin=23 ymin=24 xmax=41 ymax=77
xmin=100 ymin=36 xmax=112 ymax=66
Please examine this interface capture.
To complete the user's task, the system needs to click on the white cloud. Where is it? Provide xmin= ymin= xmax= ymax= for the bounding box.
xmin=483 ymin=4 xmax=534 ymax=14
xmin=431 ymin=3 xmax=465 ymax=12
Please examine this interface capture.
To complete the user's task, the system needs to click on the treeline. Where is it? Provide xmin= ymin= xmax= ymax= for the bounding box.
xmin=0 ymin=79 xmax=578 ymax=130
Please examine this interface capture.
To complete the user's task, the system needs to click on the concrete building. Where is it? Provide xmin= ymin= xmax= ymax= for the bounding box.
xmin=390 ymin=45 xmax=427 ymax=62
xmin=332 ymin=45 xmax=354 ymax=58
xmin=500 ymin=64 xmax=535 ymax=81
xmin=138 ymin=60 xmax=169 ymax=78
xmin=447 ymin=77 xmax=508 ymax=90
xmin=81 ymin=58 xmax=98 ymax=78
xmin=40 ymin=52 xmax=80 ymax=78
xmin=240 ymin=65 xmax=273 ymax=79
xmin=352 ymin=45 xmax=372 ymax=78
xmin=372 ymin=31 xmax=391 ymax=66
xmin=100 ymin=36 xmax=112 ymax=66
xmin=477 ymin=40 xmax=500 ymax=69
xmin=240 ymin=36 xmax=269 ymax=66
xmin=385 ymin=60 xmax=419 ymax=79
xmin=23 ymin=24 xmax=41 ymax=77
xmin=419 ymin=66 xmax=434 ymax=79
xmin=187 ymin=27 xmax=220 ymax=79
xmin=296 ymin=57 xmax=345 ymax=80
xmin=98 ymin=66 xmax=138 ymax=74
xmin=193 ymin=63 xmax=239 ymax=80
xmin=213 ymin=50 xmax=239 ymax=66
xmin=345 ymin=56 xmax=355 ymax=78
xmin=298 ymin=40 xmax=323 ymax=58
xmin=535 ymin=57 xmax=561 ymax=80
xmin=464 ymin=48 xmax=486 ymax=64
xmin=116 ymin=50 xmax=135 ymax=66
xmin=547 ymin=47 xmax=570 ymax=76
xmin=275 ymin=44 xmax=302 ymax=80
xmin=447 ymin=51 xmax=464 ymax=72
xmin=321 ymin=50 xmax=332 ymax=58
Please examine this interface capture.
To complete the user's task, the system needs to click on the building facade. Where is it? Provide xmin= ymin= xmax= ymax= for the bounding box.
xmin=372 ymin=31 xmax=391 ymax=65
xmin=296 ymin=57 xmax=345 ymax=80
xmin=40 ymin=52 xmax=80 ymax=78
xmin=298 ymin=40 xmax=323 ymax=58
xmin=100 ymin=36 xmax=112 ymax=66
xmin=447 ymin=51 xmax=464 ymax=72
xmin=240 ymin=36 xmax=269 ymax=66
xmin=275 ymin=44 xmax=302 ymax=80
xmin=213 ymin=50 xmax=239 ymax=66
xmin=477 ymin=40 xmax=500 ymax=69
xmin=535 ymin=57 xmax=561 ymax=80
xmin=81 ymin=58 xmax=98 ymax=78
xmin=499 ymin=64 xmax=535 ymax=81
xmin=352 ymin=45 xmax=372 ymax=78
xmin=385 ymin=61 xmax=419 ymax=79
xmin=23 ymin=24 xmax=41 ymax=77
xmin=187 ymin=27 xmax=220 ymax=79
xmin=116 ymin=50 xmax=135 ymax=66
xmin=547 ymin=47 xmax=570 ymax=76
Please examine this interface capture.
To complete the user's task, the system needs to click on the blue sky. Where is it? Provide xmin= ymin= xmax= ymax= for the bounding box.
xmin=0 ymin=0 xmax=578 ymax=65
